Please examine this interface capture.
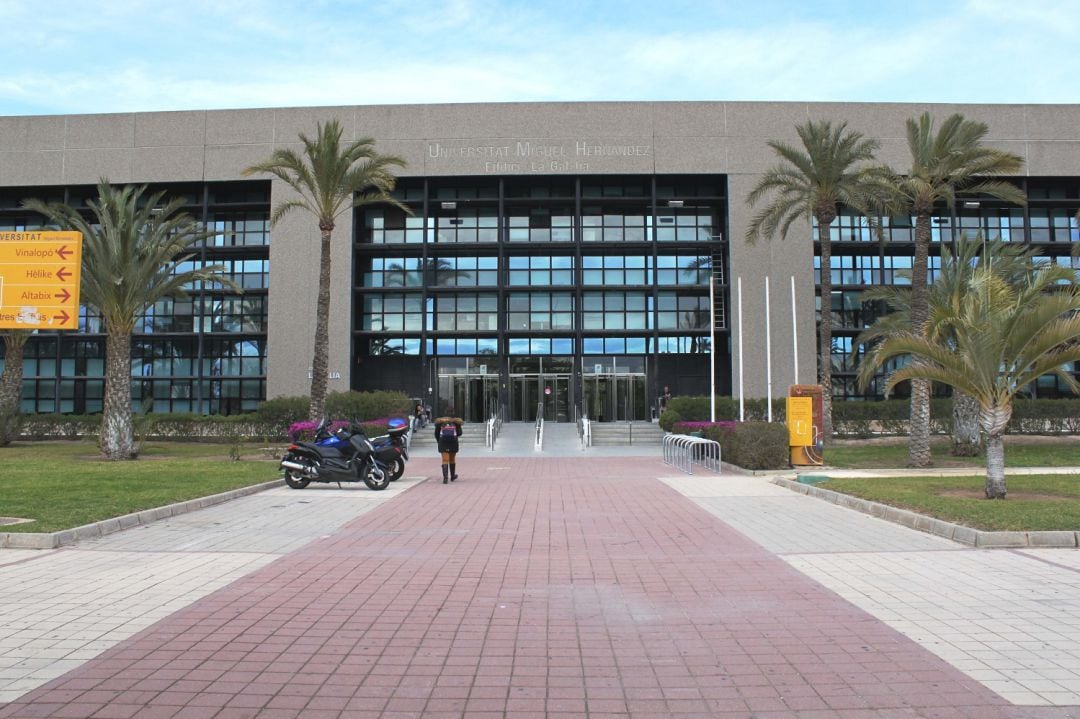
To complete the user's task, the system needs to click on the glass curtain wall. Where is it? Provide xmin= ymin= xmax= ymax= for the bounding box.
xmin=820 ymin=177 xmax=1080 ymax=400
xmin=1 ymin=182 xmax=269 ymax=414
xmin=354 ymin=175 xmax=728 ymax=421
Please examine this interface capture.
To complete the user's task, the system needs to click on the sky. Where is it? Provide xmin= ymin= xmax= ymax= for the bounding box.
xmin=0 ymin=0 xmax=1077 ymax=116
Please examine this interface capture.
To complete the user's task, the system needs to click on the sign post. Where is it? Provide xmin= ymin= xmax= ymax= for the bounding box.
xmin=0 ymin=231 xmax=82 ymax=330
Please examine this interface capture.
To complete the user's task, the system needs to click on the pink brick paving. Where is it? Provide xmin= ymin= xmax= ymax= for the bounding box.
xmin=2 ymin=456 xmax=1076 ymax=718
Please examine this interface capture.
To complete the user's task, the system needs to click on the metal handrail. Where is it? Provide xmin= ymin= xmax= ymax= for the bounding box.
xmin=580 ymin=415 xmax=592 ymax=449
xmin=485 ymin=405 xmax=502 ymax=451
xmin=534 ymin=401 xmax=544 ymax=451
xmin=662 ymin=434 xmax=722 ymax=475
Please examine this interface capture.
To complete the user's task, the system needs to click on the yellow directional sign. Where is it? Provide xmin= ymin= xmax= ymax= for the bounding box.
xmin=0 ymin=231 xmax=82 ymax=330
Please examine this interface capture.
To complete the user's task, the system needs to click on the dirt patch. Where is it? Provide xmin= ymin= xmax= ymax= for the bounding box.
xmin=938 ymin=489 xmax=1074 ymax=501
xmin=0 ymin=517 xmax=35 ymax=526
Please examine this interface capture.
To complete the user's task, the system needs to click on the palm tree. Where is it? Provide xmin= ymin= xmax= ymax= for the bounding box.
xmin=746 ymin=120 xmax=880 ymax=444
xmin=868 ymin=113 xmax=1025 ymax=467
xmin=24 ymin=180 xmax=234 ymax=460
xmin=858 ymin=254 xmax=1080 ymax=498
xmin=0 ymin=330 xmax=31 ymax=445
xmin=243 ymin=119 xmax=406 ymax=420
xmin=858 ymin=236 xmax=1038 ymax=455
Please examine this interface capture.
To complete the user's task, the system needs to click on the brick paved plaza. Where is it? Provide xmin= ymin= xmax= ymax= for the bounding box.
xmin=1 ymin=451 xmax=1078 ymax=718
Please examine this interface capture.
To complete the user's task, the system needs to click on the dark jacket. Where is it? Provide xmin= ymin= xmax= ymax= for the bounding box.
xmin=434 ymin=416 xmax=463 ymax=453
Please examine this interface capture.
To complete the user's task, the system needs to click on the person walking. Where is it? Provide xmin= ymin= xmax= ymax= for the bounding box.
xmin=433 ymin=408 xmax=463 ymax=484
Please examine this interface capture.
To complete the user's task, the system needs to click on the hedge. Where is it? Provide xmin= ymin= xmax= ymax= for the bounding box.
xmin=661 ymin=395 xmax=1080 ymax=437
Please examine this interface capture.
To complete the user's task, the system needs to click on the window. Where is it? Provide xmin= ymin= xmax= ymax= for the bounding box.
xmin=434 ymin=208 xmax=498 ymax=243
xmin=656 ymin=209 xmax=715 ymax=242
xmin=363 ymin=207 xmax=425 ymax=244
xmin=656 ymin=292 xmax=709 ymax=330
xmin=506 ymin=293 xmax=574 ymax=330
xmin=506 ymin=256 xmax=574 ymax=286
xmin=206 ymin=212 xmax=269 ymax=247
xmin=506 ymin=206 xmax=574 ymax=242
xmin=582 ymin=255 xmax=648 ymax=285
xmin=582 ymin=291 xmax=650 ymax=330
xmin=362 ymin=293 xmax=423 ymax=331
xmin=655 ymin=255 xmax=711 ymax=286
xmin=427 ymin=293 xmax=498 ymax=331
xmin=581 ymin=205 xmax=649 ymax=242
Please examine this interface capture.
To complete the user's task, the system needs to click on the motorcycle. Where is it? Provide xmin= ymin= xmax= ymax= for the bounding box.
xmin=280 ymin=419 xmax=390 ymax=491
xmin=314 ymin=418 xmax=410 ymax=481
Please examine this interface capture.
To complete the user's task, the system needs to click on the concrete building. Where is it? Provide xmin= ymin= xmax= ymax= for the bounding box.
xmin=0 ymin=102 xmax=1077 ymax=420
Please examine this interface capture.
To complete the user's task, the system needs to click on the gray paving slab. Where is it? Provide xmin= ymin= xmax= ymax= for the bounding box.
xmin=664 ymin=469 xmax=1080 ymax=707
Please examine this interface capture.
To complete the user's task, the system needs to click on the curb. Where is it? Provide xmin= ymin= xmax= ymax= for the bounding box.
xmin=0 ymin=479 xmax=285 ymax=550
xmin=771 ymin=476 xmax=1080 ymax=548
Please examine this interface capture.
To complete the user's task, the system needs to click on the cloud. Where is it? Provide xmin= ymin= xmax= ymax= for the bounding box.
xmin=0 ymin=0 xmax=1075 ymax=115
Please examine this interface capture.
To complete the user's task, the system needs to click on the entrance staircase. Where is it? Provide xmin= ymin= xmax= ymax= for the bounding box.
xmin=587 ymin=421 xmax=666 ymax=446
xmin=408 ymin=423 xmax=488 ymax=452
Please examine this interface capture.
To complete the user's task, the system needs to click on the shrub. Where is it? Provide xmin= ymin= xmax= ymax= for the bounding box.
xmin=659 ymin=408 xmax=683 ymax=431
xmin=255 ymin=396 xmax=309 ymax=426
xmin=325 ymin=390 xmax=413 ymax=423
xmin=706 ymin=421 xmax=789 ymax=470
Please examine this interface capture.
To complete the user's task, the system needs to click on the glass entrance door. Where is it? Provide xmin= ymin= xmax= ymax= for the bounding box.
xmin=509 ymin=374 xmax=571 ymax=422
xmin=438 ymin=374 xmax=498 ymax=423
xmin=582 ymin=355 xmax=648 ymax=422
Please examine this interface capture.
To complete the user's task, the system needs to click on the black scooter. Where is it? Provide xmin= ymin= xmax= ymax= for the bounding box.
xmin=280 ymin=420 xmax=389 ymax=491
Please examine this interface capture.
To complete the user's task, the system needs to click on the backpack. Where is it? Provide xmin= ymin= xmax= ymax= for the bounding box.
xmin=439 ymin=423 xmax=457 ymax=439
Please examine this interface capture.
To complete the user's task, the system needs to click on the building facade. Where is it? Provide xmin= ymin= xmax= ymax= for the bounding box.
xmin=0 ymin=102 xmax=1077 ymax=420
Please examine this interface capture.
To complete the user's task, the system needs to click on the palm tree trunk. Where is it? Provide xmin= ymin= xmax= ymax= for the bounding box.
xmin=101 ymin=331 xmax=136 ymax=460
xmin=816 ymin=212 xmax=836 ymax=446
xmin=308 ymin=228 xmax=333 ymax=421
xmin=980 ymin=404 xmax=1011 ymax=499
xmin=951 ymin=390 xmax=982 ymax=456
xmin=908 ymin=212 xmax=933 ymax=467
xmin=0 ymin=333 xmax=27 ymax=446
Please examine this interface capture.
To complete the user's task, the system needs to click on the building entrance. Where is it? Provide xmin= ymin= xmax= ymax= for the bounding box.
xmin=582 ymin=356 xmax=649 ymax=422
xmin=507 ymin=356 xmax=574 ymax=422
xmin=434 ymin=358 xmax=498 ymax=423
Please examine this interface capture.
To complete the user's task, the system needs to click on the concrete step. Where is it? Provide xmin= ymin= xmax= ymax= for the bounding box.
xmin=587 ymin=422 xmax=666 ymax=445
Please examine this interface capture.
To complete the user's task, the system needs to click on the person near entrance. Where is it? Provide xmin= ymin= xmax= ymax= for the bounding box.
xmin=659 ymin=385 xmax=672 ymax=412
xmin=434 ymin=408 xmax=463 ymax=484
xmin=413 ymin=403 xmax=427 ymax=431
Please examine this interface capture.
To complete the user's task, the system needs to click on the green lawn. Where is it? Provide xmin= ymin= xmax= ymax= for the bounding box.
xmin=0 ymin=441 xmax=281 ymax=533
xmin=821 ymin=474 xmax=1080 ymax=531
xmin=825 ymin=437 xmax=1080 ymax=469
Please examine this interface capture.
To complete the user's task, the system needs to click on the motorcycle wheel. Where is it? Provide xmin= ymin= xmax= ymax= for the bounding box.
xmin=363 ymin=465 xmax=390 ymax=491
xmin=387 ymin=458 xmax=405 ymax=481
xmin=284 ymin=468 xmax=311 ymax=489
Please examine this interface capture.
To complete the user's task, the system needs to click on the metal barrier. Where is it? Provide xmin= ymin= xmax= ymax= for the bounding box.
xmin=662 ymin=434 xmax=722 ymax=475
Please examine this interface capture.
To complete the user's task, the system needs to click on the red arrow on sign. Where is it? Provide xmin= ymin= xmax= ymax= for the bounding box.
xmin=55 ymin=288 xmax=71 ymax=303
xmin=56 ymin=246 xmax=72 ymax=260
xmin=55 ymin=310 xmax=70 ymax=324
xmin=55 ymin=267 xmax=71 ymax=282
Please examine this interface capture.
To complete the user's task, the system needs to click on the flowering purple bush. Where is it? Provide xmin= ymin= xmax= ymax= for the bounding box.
xmin=287 ymin=420 xmax=349 ymax=443
xmin=287 ymin=417 xmax=400 ymax=443
xmin=672 ymin=421 xmax=738 ymax=435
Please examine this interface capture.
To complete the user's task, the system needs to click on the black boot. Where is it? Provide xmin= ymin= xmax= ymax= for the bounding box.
xmin=450 ymin=463 xmax=458 ymax=481
xmin=442 ymin=464 xmax=448 ymax=484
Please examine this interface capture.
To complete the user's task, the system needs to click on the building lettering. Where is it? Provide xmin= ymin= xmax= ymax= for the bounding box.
xmin=426 ymin=139 xmax=650 ymax=173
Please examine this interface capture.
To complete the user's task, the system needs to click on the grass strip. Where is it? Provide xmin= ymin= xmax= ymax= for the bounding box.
xmin=821 ymin=474 xmax=1080 ymax=532
xmin=0 ymin=441 xmax=280 ymax=533
xmin=825 ymin=438 xmax=1080 ymax=469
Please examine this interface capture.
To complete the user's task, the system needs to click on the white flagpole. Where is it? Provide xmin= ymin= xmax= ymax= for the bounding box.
xmin=791 ymin=275 xmax=798 ymax=385
xmin=737 ymin=277 xmax=744 ymax=422
xmin=765 ymin=276 xmax=772 ymax=422
xmin=709 ymin=272 xmax=716 ymax=422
